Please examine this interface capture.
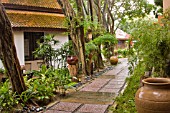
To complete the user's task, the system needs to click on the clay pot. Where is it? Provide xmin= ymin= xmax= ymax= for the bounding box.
xmin=110 ymin=56 xmax=118 ymax=65
xmin=135 ymin=77 xmax=170 ymax=113
xmin=67 ymin=55 xmax=78 ymax=65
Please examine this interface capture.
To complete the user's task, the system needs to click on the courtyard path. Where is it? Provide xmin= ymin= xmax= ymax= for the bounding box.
xmin=45 ymin=58 xmax=129 ymax=113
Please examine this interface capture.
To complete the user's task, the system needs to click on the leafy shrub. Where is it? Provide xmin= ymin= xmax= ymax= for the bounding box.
xmin=27 ymin=65 xmax=76 ymax=98
xmin=26 ymin=65 xmax=55 ymax=101
xmin=0 ymin=80 xmax=19 ymax=111
xmin=117 ymin=49 xmax=128 ymax=58
xmin=0 ymin=68 xmax=4 ymax=74
xmin=128 ymin=18 xmax=170 ymax=77
xmin=53 ymin=68 xmax=76 ymax=95
xmin=93 ymin=33 xmax=118 ymax=59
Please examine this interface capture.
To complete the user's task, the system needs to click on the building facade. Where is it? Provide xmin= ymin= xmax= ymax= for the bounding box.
xmin=1 ymin=0 xmax=68 ymax=71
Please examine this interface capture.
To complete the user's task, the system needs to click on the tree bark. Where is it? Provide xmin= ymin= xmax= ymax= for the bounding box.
xmin=57 ymin=0 xmax=88 ymax=78
xmin=88 ymin=0 xmax=94 ymax=22
xmin=102 ymin=0 xmax=109 ymax=31
xmin=0 ymin=3 xmax=26 ymax=94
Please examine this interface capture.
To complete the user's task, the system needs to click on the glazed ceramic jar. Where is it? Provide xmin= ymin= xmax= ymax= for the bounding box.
xmin=110 ymin=56 xmax=118 ymax=65
xmin=67 ymin=55 xmax=78 ymax=65
xmin=135 ymin=77 xmax=170 ymax=113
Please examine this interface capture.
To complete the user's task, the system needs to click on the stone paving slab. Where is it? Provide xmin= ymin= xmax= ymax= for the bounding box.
xmin=45 ymin=58 xmax=129 ymax=113
xmin=98 ymin=75 xmax=115 ymax=79
xmin=61 ymin=91 xmax=116 ymax=105
xmin=76 ymin=104 xmax=109 ymax=113
xmin=109 ymin=79 xmax=125 ymax=82
xmin=99 ymin=88 xmax=120 ymax=93
xmin=45 ymin=110 xmax=72 ymax=113
xmin=104 ymin=84 xmax=123 ymax=89
xmin=104 ymin=69 xmax=121 ymax=76
xmin=87 ymin=83 xmax=105 ymax=88
xmin=79 ymin=87 xmax=100 ymax=92
xmin=80 ymin=79 xmax=110 ymax=92
xmin=104 ymin=59 xmax=128 ymax=76
xmin=107 ymin=81 xmax=124 ymax=85
xmin=49 ymin=102 xmax=82 ymax=112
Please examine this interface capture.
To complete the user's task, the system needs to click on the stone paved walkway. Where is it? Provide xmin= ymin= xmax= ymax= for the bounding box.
xmin=45 ymin=58 xmax=129 ymax=113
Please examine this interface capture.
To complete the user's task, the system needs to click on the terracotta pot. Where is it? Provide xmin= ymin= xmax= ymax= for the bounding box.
xmin=67 ymin=55 xmax=78 ymax=65
xmin=110 ymin=56 xmax=118 ymax=65
xmin=135 ymin=78 xmax=170 ymax=113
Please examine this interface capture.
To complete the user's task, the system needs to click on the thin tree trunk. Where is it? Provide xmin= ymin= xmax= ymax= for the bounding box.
xmin=102 ymin=0 xmax=109 ymax=31
xmin=89 ymin=0 xmax=94 ymax=22
xmin=57 ymin=0 xmax=88 ymax=78
xmin=0 ymin=3 xmax=26 ymax=94
xmin=93 ymin=0 xmax=104 ymax=69
xmin=98 ymin=45 xmax=104 ymax=68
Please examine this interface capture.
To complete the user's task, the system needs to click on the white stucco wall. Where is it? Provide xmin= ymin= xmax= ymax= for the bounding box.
xmin=0 ymin=31 xmax=25 ymax=68
xmin=0 ymin=61 xmax=3 ymax=69
xmin=45 ymin=32 xmax=68 ymax=49
xmin=13 ymin=31 xmax=25 ymax=65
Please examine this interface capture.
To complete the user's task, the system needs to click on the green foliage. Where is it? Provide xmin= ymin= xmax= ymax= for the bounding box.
xmin=60 ymin=40 xmax=74 ymax=56
xmin=34 ymin=34 xmax=75 ymax=68
xmin=24 ymin=66 xmax=55 ymax=101
xmin=163 ymin=8 xmax=170 ymax=25
xmin=53 ymin=68 xmax=76 ymax=95
xmin=33 ymin=34 xmax=59 ymax=67
xmin=20 ymin=88 xmax=35 ymax=106
xmin=93 ymin=33 xmax=118 ymax=59
xmin=93 ymin=33 xmax=118 ymax=45
xmin=0 ymin=80 xmax=19 ymax=111
xmin=113 ymin=0 xmax=154 ymax=28
xmin=85 ymin=41 xmax=98 ymax=56
xmin=0 ymin=68 xmax=4 ymax=74
xmin=30 ymin=65 xmax=76 ymax=96
xmin=127 ymin=18 xmax=170 ymax=77
xmin=117 ymin=49 xmax=128 ymax=58
xmin=153 ymin=0 xmax=163 ymax=16
xmin=154 ymin=0 xmax=163 ymax=7
xmin=109 ymin=16 xmax=170 ymax=112
xmin=0 ymin=66 xmax=76 ymax=111
xmin=54 ymin=41 xmax=75 ymax=68
xmin=128 ymin=48 xmax=138 ymax=75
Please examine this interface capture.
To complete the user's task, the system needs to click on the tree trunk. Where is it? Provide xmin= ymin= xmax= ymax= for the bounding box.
xmin=88 ymin=0 xmax=94 ymax=22
xmin=97 ymin=45 xmax=104 ymax=68
xmin=102 ymin=0 xmax=109 ymax=31
xmin=93 ymin=0 xmax=105 ymax=69
xmin=57 ymin=0 xmax=88 ymax=78
xmin=0 ymin=3 xmax=26 ymax=94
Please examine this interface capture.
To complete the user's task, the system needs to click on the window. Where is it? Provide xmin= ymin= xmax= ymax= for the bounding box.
xmin=24 ymin=32 xmax=44 ymax=61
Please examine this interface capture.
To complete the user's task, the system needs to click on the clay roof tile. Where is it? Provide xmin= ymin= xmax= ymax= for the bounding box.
xmin=6 ymin=10 xmax=66 ymax=29
xmin=1 ymin=0 xmax=61 ymax=9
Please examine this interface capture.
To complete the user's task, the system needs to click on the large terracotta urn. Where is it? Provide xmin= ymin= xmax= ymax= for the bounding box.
xmin=110 ymin=56 xmax=118 ymax=65
xmin=135 ymin=77 xmax=170 ymax=113
xmin=67 ymin=55 xmax=78 ymax=65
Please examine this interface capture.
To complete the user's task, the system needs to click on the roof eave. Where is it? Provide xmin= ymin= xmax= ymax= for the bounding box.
xmin=12 ymin=27 xmax=68 ymax=32
xmin=3 ymin=3 xmax=63 ymax=14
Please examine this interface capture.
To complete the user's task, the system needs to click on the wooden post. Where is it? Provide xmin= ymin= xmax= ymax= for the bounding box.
xmin=68 ymin=64 xmax=78 ymax=81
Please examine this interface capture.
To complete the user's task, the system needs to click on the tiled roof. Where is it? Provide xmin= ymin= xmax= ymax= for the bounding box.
xmin=2 ymin=0 xmax=61 ymax=9
xmin=6 ymin=10 xmax=66 ymax=29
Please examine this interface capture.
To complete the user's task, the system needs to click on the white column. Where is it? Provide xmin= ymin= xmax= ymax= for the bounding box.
xmin=13 ymin=31 xmax=25 ymax=65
